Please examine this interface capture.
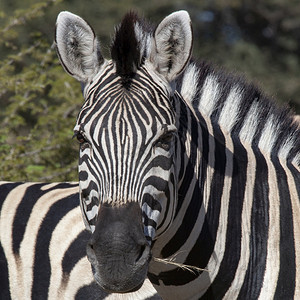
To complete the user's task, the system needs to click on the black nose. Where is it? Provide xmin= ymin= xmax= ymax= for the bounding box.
xmin=85 ymin=202 xmax=150 ymax=293
xmin=86 ymin=224 xmax=150 ymax=265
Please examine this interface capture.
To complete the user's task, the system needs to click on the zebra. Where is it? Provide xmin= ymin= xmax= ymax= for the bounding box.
xmin=55 ymin=9 xmax=300 ymax=299
xmin=0 ymin=182 xmax=160 ymax=299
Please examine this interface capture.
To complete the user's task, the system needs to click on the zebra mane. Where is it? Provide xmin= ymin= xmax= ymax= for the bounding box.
xmin=111 ymin=12 xmax=151 ymax=87
xmin=177 ymin=60 xmax=300 ymax=167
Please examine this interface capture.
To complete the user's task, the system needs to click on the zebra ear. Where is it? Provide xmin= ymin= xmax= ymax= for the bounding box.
xmin=55 ymin=11 xmax=104 ymax=82
xmin=150 ymin=10 xmax=193 ymax=82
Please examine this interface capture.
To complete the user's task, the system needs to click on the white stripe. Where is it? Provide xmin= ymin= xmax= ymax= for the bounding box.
xmin=0 ymin=183 xmax=33 ymax=300
xmin=218 ymin=86 xmax=242 ymax=132
xmin=197 ymin=133 xmax=235 ymax=297
xmin=198 ymin=75 xmax=220 ymax=117
xmin=142 ymin=200 xmax=160 ymax=221
xmin=239 ymin=100 xmax=260 ymax=143
xmin=19 ymin=186 xmax=79 ymax=298
xmin=278 ymin=135 xmax=295 ymax=162
xmin=86 ymin=205 xmax=98 ymax=221
xmin=151 ymin=126 xmax=235 ymax=299
xmin=257 ymin=116 xmax=280 ymax=299
xmin=224 ymin=116 xmax=258 ymax=298
xmin=283 ymin=165 xmax=300 ymax=298
xmin=62 ymin=257 xmax=95 ymax=299
xmin=104 ymin=279 xmax=158 ymax=300
xmin=48 ymin=206 xmax=85 ymax=298
xmin=144 ymin=226 xmax=156 ymax=238
xmin=258 ymin=156 xmax=280 ymax=299
xmin=258 ymin=116 xmax=278 ymax=153
xmin=181 ymin=63 xmax=199 ymax=103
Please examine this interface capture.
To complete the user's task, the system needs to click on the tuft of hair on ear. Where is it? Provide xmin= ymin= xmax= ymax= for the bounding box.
xmin=111 ymin=11 xmax=142 ymax=88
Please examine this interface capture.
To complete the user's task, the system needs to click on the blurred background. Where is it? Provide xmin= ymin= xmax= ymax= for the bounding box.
xmin=0 ymin=0 xmax=299 ymax=182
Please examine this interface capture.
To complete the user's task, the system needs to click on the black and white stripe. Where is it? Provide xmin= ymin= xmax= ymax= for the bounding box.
xmin=0 ymin=182 xmax=160 ymax=299
xmin=75 ymin=62 xmax=176 ymax=241
xmin=55 ymin=10 xmax=300 ymax=299
xmin=148 ymin=62 xmax=300 ymax=299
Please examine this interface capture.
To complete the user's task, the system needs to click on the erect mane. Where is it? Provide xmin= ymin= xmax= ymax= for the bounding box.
xmin=177 ymin=60 xmax=300 ymax=167
xmin=110 ymin=12 xmax=151 ymax=87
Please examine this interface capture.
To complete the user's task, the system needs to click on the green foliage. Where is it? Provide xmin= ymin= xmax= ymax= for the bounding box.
xmin=0 ymin=0 xmax=299 ymax=182
xmin=0 ymin=0 xmax=80 ymax=181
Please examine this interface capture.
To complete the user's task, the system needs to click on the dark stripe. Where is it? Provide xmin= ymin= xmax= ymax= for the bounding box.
xmin=31 ymin=193 xmax=78 ymax=299
xmin=0 ymin=180 xmax=22 ymax=297
xmin=94 ymin=67 xmax=117 ymax=97
xmin=0 ymin=182 xmax=22 ymax=211
xmin=80 ymin=180 xmax=98 ymax=200
xmin=12 ymin=183 xmax=49 ymax=254
xmin=143 ymin=212 xmax=157 ymax=229
xmin=160 ymin=171 xmax=200 ymax=258
xmin=0 ymin=243 xmax=11 ymax=300
xmin=144 ymin=155 xmax=173 ymax=173
xmin=12 ymin=183 xmax=77 ymax=255
xmin=143 ymin=177 xmax=169 ymax=193
xmin=203 ymin=131 xmax=247 ymax=298
xmin=85 ymin=196 xmax=99 ymax=212
xmin=159 ymin=103 xmax=209 ymax=253
xmin=75 ymin=282 xmax=108 ymax=299
xmin=288 ymin=162 xmax=300 ymax=200
xmin=147 ymin=272 xmax=160 ymax=286
xmin=174 ymin=136 xmax=194 ymax=215
xmin=87 ymin=214 xmax=97 ymax=227
xmin=156 ymin=173 xmax=173 ymax=232
xmin=142 ymin=194 xmax=162 ymax=212
xmin=272 ymin=154 xmax=295 ymax=299
xmin=62 ymin=230 xmax=90 ymax=275
xmin=238 ymin=147 xmax=269 ymax=298
xmin=137 ymin=68 xmax=172 ymax=101
xmin=156 ymin=123 xmax=226 ymax=287
xmin=79 ymin=159 xmax=99 ymax=193
xmin=175 ymin=98 xmax=209 ymax=217
xmin=181 ymin=123 xmax=226 ymax=284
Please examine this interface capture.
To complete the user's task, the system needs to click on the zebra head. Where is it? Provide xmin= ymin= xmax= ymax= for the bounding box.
xmin=55 ymin=11 xmax=192 ymax=293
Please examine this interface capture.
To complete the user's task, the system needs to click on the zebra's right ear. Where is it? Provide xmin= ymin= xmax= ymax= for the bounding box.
xmin=55 ymin=11 xmax=104 ymax=82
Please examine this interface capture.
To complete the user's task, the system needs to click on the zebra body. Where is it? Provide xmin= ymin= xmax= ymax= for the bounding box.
xmin=0 ymin=182 xmax=160 ymax=299
xmin=55 ymin=10 xmax=300 ymax=299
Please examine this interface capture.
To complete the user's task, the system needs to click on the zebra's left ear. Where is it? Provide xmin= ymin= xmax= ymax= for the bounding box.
xmin=55 ymin=11 xmax=104 ymax=82
xmin=150 ymin=11 xmax=193 ymax=82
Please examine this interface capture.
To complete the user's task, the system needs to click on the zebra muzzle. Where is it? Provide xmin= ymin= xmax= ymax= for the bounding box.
xmin=86 ymin=202 xmax=151 ymax=293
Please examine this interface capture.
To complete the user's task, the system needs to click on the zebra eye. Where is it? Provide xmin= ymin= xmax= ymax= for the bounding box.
xmin=155 ymin=132 xmax=175 ymax=151
xmin=73 ymin=131 xmax=88 ymax=145
xmin=77 ymin=132 xmax=86 ymax=144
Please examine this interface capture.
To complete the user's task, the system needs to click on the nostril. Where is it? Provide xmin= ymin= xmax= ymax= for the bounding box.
xmin=86 ymin=242 xmax=97 ymax=264
xmin=86 ymin=242 xmax=95 ymax=256
xmin=135 ymin=243 xmax=150 ymax=264
xmin=86 ymin=241 xmax=94 ymax=250
xmin=136 ymin=245 xmax=146 ymax=262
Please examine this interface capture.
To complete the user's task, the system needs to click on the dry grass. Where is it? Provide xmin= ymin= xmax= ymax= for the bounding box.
xmin=153 ymin=252 xmax=208 ymax=275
